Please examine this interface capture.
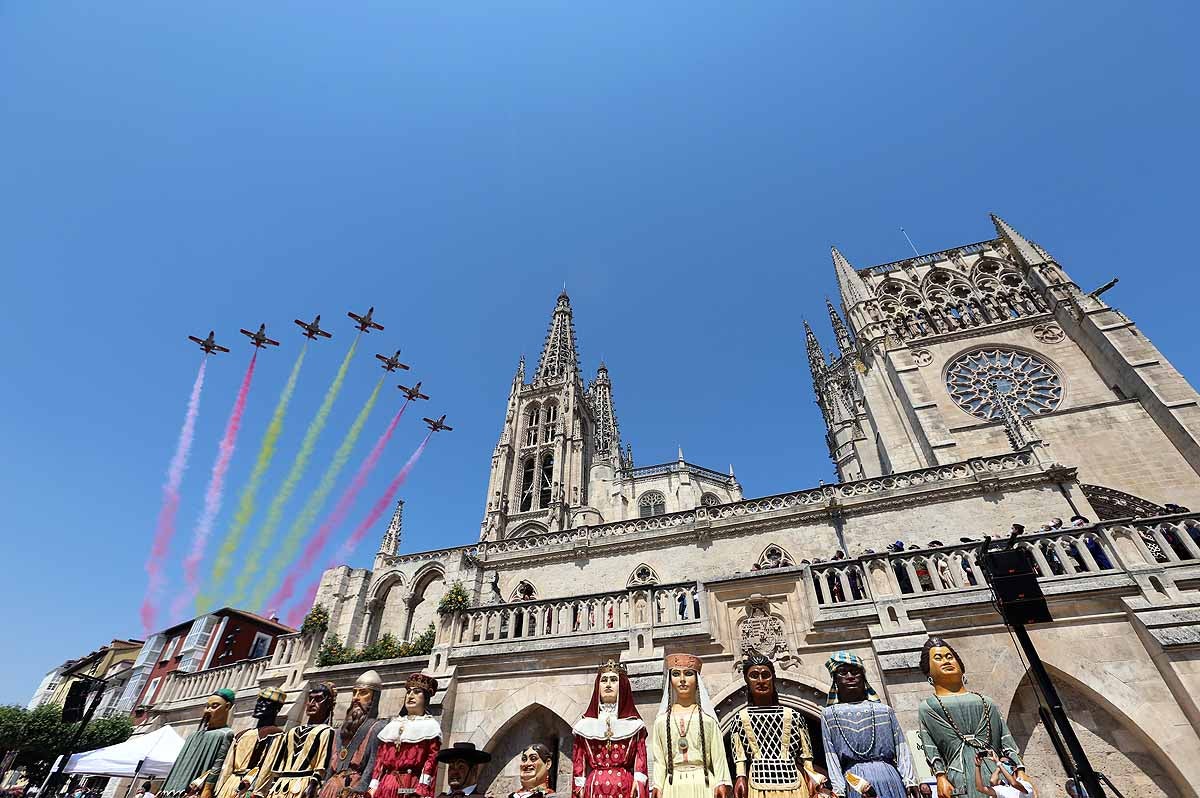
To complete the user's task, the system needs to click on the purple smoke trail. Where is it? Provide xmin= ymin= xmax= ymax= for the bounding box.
xmin=265 ymin=399 xmax=411 ymax=612
xmin=284 ymin=432 xmax=432 ymax=627
xmin=172 ymin=352 xmax=257 ymax=620
xmin=141 ymin=358 xmax=207 ymax=635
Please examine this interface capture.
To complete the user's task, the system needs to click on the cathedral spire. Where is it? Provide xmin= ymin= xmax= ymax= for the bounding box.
xmin=378 ymin=499 xmax=403 ymax=557
xmin=515 ymin=354 xmax=526 ymax=384
xmin=535 ymin=291 xmax=581 ymax=383
xmin=589 ymin=361 xmax=623 ymax=460
xmin=991 ymin=213 xmax=1052 ymax=267
xmin=826 ymin=297 xmax=853 ymax=353
xmin=832 ymin=246 xmax=870 ymax=307
xmin=804 ymin=320 xmax=827 ymax=380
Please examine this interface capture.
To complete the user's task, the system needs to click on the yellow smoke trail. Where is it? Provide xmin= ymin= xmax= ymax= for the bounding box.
xmin=224 ymin=336 xmax=360 ymax=607
xmin=249 ymin=375 xmax=385 ymax=610
xmin=198 ymin=344 xmax=307 ymax=611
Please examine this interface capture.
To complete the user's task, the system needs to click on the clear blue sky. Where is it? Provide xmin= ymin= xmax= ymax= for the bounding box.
xmin=2 ymin=2 xmax=1198 ymax=704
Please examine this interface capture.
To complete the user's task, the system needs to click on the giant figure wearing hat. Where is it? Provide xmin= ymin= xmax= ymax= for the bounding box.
xmin=210 ymin=687 xmax=288 ymax=798
xmin=650 ymin=653 xmax=730 ymax=798
xmin=916 ymin=638 xmax=1029 ymax=798
xmin=162 ymin=689 xmax=238 ymax=798
xmin=371 ymin=674 xmax=442 ymax=798
xmin=819 ymin=651 xmax=918 ymax=798
xmin=265 ymin=682 xmax=338 ymax=798
xmin=319 ymin=671 xmax=386 ymax=798
xmin=435 ymin=743 xmax=491 ymax=798
xmin=571 ymin=660 xmax=647 ymax=798
xmin=729 ymin=653 xmax=819 ymax=798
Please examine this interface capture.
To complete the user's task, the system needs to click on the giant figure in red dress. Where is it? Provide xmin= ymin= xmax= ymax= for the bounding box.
xmin=572 ymin=660 xmax=648 ymax=798
xmin=371 ymin=674 xmax=442 ymax=798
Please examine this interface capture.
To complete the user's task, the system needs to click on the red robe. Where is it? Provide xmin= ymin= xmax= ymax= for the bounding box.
xmin=371 ymin=716 xmax=441 ymax=798
xmin=571 ymin=728 xmax=647 ymax=798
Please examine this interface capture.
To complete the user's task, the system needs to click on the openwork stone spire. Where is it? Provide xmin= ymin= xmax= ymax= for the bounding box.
xmin=804 ymin=320 xmax=827 ymax=379
xmin=832 ymin=246 xmax=870 ymax=306
xmin=590 ymin=362 xmax=622 ymax=459
xmin=991 ymin=213 xmax=1052 ymax=267
xmin=826 ymin=297 xmax=853 ymax=353
xmin=535 ymin=291 xmax=581 ymax=383
xmin=378 ymin=499 xmax=403 ymax=557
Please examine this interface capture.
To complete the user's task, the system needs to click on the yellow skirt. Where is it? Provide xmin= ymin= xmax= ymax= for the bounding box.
xmin=748 ymin=786 xmax=811 ymax=798
xmin=661 ymin=768 xmax=723 ymax=798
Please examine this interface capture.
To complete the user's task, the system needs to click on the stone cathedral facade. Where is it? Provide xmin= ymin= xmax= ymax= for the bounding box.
xmin=145 ymin=215 xmax=1200 ymax=798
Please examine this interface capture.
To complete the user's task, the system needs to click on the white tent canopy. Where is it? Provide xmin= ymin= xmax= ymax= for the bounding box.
xmin=63 ymin=726 xmax=185 ymax=778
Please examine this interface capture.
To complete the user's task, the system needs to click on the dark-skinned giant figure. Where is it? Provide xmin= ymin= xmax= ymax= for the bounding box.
xmin=730 ymin=653 xmax=819 ymax=798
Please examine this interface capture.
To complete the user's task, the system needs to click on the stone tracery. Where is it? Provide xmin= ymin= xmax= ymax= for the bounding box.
xmin=945 ymin=348 xmax=1062 ymax=421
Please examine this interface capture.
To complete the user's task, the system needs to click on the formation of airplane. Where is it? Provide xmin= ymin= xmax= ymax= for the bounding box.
xmin=294 ymin=314 xmax=332 ymax=340
xmin=348 ymin=307 xmax=384 ymax=333
xmin=424 ymin=414 xmax=453 ymax=432
xmin=398 ymin=382 xmax=429 ymax=401
xmin=240 ymin=323 xmax=281 ymax=349
xmin=188 ymin=331 xmax=230 ymax=355
xmin=375 ymin=350 xmax=410 ymax=372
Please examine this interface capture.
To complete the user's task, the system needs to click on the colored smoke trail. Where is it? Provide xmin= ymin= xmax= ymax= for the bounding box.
xmin=249 ymin=377 xmax=387 ymax=609
xmin=284 ymin=432 xmax=432 ymax=627
xmin=172 ymin=352 xmax=257 ymax=620
xmin=225 ymin=337 xmax=359 ymax=606
xmin=264 ymin=397 xmax=410 ymax=612
xmin=140 ymin=358 xmax=207 ymax=635
xmin=200 ymin=344 xmax=307 ymax=610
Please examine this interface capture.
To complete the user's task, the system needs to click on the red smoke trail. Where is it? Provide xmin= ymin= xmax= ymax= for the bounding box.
xmin=284 ymin=432 xmax=432 ymax=627
xmin=172 ymin=352 xmax=257 ymax=620
xmin=265 ymin=399 xmax=411 ymax=612
xmin=141 ymin=358 xmax=207 ymax=635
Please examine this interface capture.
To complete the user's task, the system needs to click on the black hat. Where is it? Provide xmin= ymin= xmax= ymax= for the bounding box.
xmin=437 ymin=742 xmax=491 ymax=765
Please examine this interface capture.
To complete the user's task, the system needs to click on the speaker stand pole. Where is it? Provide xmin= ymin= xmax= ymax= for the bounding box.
xmin=1009 ymin=621 xmax=1107 ymax=798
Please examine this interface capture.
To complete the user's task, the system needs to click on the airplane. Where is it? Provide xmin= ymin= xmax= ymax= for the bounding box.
xmin=423 ymin=414 xmax=453 ymax=432
xmin=398 ymin=381 xmax=430 ymax=401
xmin=239 ymin=323 xmax=281 ymax=349
xmin=293 ymin=314 xmax=332 ymax=340
xmin=188 ymin=331 xmax=230 ymax=355
xmin=348 ymin=306 xmax=384 ymax=333
xmin=375 ymin=350 xmax=410 ymax=372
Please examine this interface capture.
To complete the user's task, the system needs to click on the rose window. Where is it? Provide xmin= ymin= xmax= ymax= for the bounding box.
xmin=946 ymin=348 xmax=1062 ymax=420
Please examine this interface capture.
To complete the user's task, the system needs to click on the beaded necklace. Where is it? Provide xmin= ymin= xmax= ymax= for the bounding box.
xmin=828 ymin=702 xmax=878 ymax=759
xmin=932 ymin=691 xmax=992 ymax=749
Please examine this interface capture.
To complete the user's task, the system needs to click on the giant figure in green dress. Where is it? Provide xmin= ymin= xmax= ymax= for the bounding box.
xmin=162 ymin=689 xmax=238 ymax=798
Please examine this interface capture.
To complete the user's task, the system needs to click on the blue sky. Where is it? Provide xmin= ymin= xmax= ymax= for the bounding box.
xmin=2 ymin=2 xmax=1198 ymax=703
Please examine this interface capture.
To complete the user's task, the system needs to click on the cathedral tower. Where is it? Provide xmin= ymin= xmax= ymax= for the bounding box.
xmin=809 ymin=213 xmax=1200 ymax=511
xmin=481 ymin=292 xmax=601 ymax=540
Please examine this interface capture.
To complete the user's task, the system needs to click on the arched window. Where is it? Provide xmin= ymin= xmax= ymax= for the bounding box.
xmin=525 ymin=405 xmax=540 ymax=447
xmin=539 ymin=453 xmax=555 ymax=508
xmin=542 ymin=403 xmax=558 ymax=443
xmin=510 ymin=580 xmax=538 ymax=602
xmin=639 ymin=491 xmax=666 ymax=518
xmin=700 ymin=493 xmax=721 ymax=507
xmin=519 ymin=457 xmax=536 ymax=512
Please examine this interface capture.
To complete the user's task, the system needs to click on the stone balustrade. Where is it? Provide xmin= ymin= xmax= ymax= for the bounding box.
xmin=155 ymin=655 xmax=271 ymax=708
xmin=453 ymin=581 xmax=703 ymax=646
xmin=806 ymin=514 xmax=1200 ymax=608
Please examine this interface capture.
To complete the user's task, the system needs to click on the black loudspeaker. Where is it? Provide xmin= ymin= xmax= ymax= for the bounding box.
xmin=62 ymin=681 xmax=91 ymax=723
xmin=982 ymin=547 xmax=1053 ymax=624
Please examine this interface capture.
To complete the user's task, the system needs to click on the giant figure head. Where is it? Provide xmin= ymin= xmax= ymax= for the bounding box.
xmin=342 ymin=670 xmax=383 ymax=738
xmin=665 ymin=653 xmax=701 ymax=705
xmin=740 ymin=652 xmax=778 ymax=707
xmin=517 ymin=744 xmax=553 ymax=792
xmin=252 ymin=687 xmax=287 ymax=727
xmin=437 ymin=742 xmax=491 ymax=792
xmin=919 ymin=637 xmax=967 ymax=692
xmin=403 ymin=673 xmax=438 ymax=717
xmin=202 ymin=688 xmax=236 ymax=729
xmin=305 ymin=682 xmax=337 ymax=725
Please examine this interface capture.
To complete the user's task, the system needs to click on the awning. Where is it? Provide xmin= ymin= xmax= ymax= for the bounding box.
xmin=63 ymin=725 xmax=186 ymax=778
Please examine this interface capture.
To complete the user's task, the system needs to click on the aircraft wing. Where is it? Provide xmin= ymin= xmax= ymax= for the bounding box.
xmin=239 ymin=329 xmax=254 ymax=337
xmin=375 ymin=354 xmax=388 ymax=363
xmin=317 ymin=329 xmax=332 ymax=338
xmin=418 ymin=392 xmax=429 ymax=400
xmin=348 ymin=312 xmax=364 ymax=323
xmin=265 ymin=337 xmax=281 ymax=347
xmin=188 ymin=336 xmax=204 ymax=345
xmin=370 ymin=321 xmax=384 ymax=331
xmin=293 ymin=319 xmax=307 ymax=328
xmin=215 ymin=344 xmax=231 ymax=353
xmin=440 ymin=423 xmax=453 ymax=431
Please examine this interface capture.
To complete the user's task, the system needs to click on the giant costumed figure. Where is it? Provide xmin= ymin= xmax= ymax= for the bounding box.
xmin=211 ymin=687 xmax=288 ymax=798
xmin=651 ymin=653 xmax=730 ymax=798
xmin=434 ymin=742 xmax=492 ymax=798
xmin=571 ymin=660 xmax=648 ymax=798
xmin=916 ymin=638 xmax=1030 ymax=798
xmin=318 ymin=671 xmax=386 ymax=798
xmin=819 ymin=652 xmax=918 ymax=798
xmin=162 ymin=689 xmax=237 ymax=798
xmin=265 ymin=682 xmax=337 ymax=798
xmin=508 ymin=744 xmax=556 ymax=798
xmin=371 ymin=674 xmax=442 ymax=798
xmin=730 ymin=653 xmax=819 ymax=798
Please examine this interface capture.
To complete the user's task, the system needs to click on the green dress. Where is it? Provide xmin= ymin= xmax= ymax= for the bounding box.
xmin=916 ymin=693 xmax=1021 ymax=798
xmin=163 ymin=726 xmax=236 ymax=798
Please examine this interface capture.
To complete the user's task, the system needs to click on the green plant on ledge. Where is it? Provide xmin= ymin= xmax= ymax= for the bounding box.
xmin=316 ymin=623 xmax=436 ymax=667
xmin=437 ymin=581 xmax=470 ymax=616
xmin=301 ymin=604 xmax=330 ymax=637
